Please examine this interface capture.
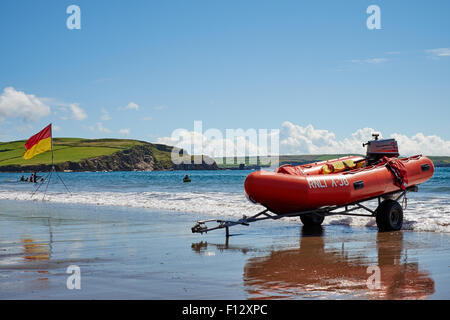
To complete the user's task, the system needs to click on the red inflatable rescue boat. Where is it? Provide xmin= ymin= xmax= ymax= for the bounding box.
xmin=244 ymin=134 xmax=434 ymax=231
xmin=192 ymin=134 xmax=435 ymax=235
xmin=244 ymin=155 xmax=433 ymax=214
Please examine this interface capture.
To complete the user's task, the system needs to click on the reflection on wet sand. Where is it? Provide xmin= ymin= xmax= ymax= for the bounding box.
xmin=22 ymin=238 xmax=51 ymax=261
xmin=191 ymin=239 xmax=254 ymax=255
xmin=0 ymin=217 xmax=54 ymax=288
xmin=192 ymin=226 xmax=435 ymax=299
xmin=243 ymin=227 xmax=434 ymax=299
xmin=21 ymin=237 xmax=52 ymax=283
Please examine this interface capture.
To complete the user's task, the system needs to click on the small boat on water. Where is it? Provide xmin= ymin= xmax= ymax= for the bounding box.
xmin=192 ymin=133 xmax=435 ymax=235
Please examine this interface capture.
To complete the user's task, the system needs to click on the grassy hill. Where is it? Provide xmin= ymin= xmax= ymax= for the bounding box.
xmin=427 ymin=156 xmax=450 ymax=167
xmin=1 ymin=138 xmax=142 ymax=166
xmin=2 ymin=138 xmax=448 ymax=170
xmin=215 ymin=154 xmax=450 ymax=168
xmin=0 ymin=138 xmax=185 ymax=171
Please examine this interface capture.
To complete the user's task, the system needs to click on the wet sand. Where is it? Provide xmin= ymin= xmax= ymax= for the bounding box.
xmin=0 ymin=199 xmax=449 ymax=299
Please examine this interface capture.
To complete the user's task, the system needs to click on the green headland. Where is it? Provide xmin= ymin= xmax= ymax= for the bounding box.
xmin=1 ymin=138 xmax=448 ymax=171
xmin=0 ymin=138 xmax=217 ymax=172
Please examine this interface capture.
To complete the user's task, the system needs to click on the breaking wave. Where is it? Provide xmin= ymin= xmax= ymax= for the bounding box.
xmin=0 ymin=189 xmax=448 ymax=233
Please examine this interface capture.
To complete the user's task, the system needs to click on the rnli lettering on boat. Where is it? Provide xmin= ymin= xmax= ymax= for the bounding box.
xmin=307 ymin=177 xmax=349 ymax=189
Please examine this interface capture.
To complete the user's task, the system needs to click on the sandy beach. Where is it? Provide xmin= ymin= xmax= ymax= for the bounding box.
xmin=0 ymin=199 xmax=449 ymax=299
xmin=2 ymin=0 xmax=450 ymax=305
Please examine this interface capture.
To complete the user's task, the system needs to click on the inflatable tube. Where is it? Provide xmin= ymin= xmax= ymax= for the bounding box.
xmin=244 ymin=155 xmax=434 ymax=214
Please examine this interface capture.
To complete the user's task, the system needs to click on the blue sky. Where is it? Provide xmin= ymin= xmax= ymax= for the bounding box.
xmin=0 ymin=0 xmax=449 ymax=154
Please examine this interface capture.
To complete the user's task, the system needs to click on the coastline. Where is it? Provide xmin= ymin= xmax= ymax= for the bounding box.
xmin=1 ymin=199 xmax=449 ymax=299
xmin=1 ymin=162 xmax=449 ymax=173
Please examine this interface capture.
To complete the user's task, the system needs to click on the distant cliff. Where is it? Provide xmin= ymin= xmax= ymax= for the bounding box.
xmin=0 ymin=139 xmax=218 ymax=172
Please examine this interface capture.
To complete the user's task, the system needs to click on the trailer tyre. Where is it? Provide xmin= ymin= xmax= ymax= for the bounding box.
xmin=376 ymin=199 xmax=403 ymax=232
xmin=300 ymin=213 xmax=324 ymax=227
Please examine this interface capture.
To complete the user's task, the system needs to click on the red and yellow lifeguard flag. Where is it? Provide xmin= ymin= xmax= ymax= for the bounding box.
xmin=23 ymin=124 xmax=52 ymax=160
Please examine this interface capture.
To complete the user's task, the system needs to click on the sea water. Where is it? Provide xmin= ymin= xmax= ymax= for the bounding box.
xmin=0 ymin=168 xmax=449 ymax=232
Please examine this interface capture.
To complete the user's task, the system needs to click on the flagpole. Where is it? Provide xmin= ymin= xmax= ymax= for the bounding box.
xmin=50 ymin=123 xmax=54 ymax=168
xmin=49 ymin=123 xmax=71 ymax=196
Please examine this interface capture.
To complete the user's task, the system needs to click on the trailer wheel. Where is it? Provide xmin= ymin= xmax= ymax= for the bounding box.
xmin=300 ymin=213 xmax=324 ymax=227
xmin=375 ymin=199 xmax=403 ymax=232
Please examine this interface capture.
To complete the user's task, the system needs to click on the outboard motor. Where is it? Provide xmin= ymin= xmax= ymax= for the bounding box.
xmin=363 ymin=133 xmax=399 ymax=163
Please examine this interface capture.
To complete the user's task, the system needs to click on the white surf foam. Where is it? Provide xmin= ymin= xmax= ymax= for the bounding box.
xmin=0 ymin=190 xmax=448 ymax=233
xmin=325 ymin=197 xmax=450 ymax=233
xmin=0 ymin=190 xmax=264 ymax=217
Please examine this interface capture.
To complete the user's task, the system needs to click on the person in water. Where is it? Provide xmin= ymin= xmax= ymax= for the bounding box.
xmin=20 ymin=175 xmax=25 ymax=181
xmin=183 ymin=174 xmax=191 ymax=182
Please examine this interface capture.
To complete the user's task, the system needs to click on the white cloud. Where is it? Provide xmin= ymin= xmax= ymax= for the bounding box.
xmin=69 ymin=103 xmax=87 ymax=120
xmin=119 ymin=128 xmax=130 ymax=135
xmin=391 ymin=132 xmax=450 ymax=156
xmin=156 ymin=127 xmax=278 ymax=158
xmin=426 ymin=48 xmax=450 ymax=57
xmin=42 ymin=97 xmax=87 ymax=121
xmin=365 ymin=58 xmax=388 ymax=64
xmin=156 ymin=122 xmax=450 ymax=157
xmin=53 ymin=125 xmax=61 ymax=132
xmin=101 ymin=108 xmax=111 ymax=121
xmin=124 ymin=102 xmax=139 ymax=111
xmin=142 ymin=116 xmax=152 ymax=121
xmin=280 ymin=122 xmax=449 ymax=156
xmin=14 ymin=124 xmax=33 ymax=133
xmin=280 ymin=122 xmax=378 ymax=154
xmin=351 ymin=58 xmax=388 ymax=64
xmin=0 ymin=87 xmax=51 ymax=122
xmin=154 ymin=105 xmax=166 ymax=111
xmin=89 ymin=122 xmax=111 ymax=134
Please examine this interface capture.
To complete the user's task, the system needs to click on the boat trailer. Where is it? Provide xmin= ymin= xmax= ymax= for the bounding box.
xmin=191 ymin=186 xmax=418 ymax=237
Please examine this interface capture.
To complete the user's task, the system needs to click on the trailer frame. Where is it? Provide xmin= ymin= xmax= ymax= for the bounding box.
xmin=191 ymin=186 xmax=418 ymax=237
